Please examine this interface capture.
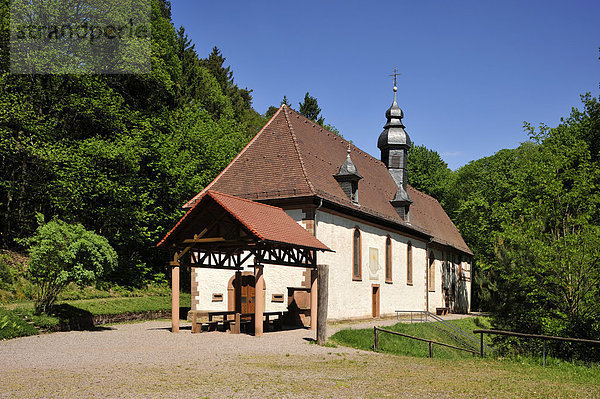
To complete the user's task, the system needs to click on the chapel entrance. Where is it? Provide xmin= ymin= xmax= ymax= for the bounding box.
xmin=372 ymin=284 xmax=380 ymax=317
xmin=240 ymin=275 xmax=255 ymax=314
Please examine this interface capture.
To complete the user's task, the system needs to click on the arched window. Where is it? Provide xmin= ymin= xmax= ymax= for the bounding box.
xmin=406 ymin=241 xmax=413 ymax=285
xmin=428 ymin=251 xmax=436 ymax=292
xmin=385 ymin=236 xmax=392 ymax=283
xmin=352 ymin=227 xmax=362 ymax=280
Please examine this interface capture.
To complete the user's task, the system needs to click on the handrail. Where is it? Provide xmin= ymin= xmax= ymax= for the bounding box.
xmin=473 ymin=329 xmax=600 ymax=365
xmin=373 ymin=327 xmax=478 ymax=357
xmin=426 ymin=311 xmax=491 ymax=353
xmin=394 ymin=310 xmax=493 ymax=354
xmin=394 ymin=310 xmax=427 ymax=323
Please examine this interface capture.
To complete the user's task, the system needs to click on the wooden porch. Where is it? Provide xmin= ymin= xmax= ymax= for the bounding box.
xmin=157 ymin=190 xmax=332 ymax=341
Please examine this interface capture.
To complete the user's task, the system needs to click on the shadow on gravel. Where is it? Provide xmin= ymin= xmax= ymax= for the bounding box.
xmin=147 ymin=325 xmax=192 ymax=331
xmin=52 ymin=304 xmax=114 ymax=332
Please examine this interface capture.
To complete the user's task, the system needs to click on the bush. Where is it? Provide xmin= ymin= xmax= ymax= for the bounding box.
xmin=0 ymin=309 xmax=39 ymax=340
xmin=0 ymin=253 xmax=14 ymax=288
xmin=19 ymin=215 xmax=118 ymax=314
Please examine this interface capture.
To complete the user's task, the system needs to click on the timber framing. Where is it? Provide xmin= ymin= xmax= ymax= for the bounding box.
xmin=158 ymin=190 xmax=331 ymax=336
xmin=159 ymin=190 xmax=331 ymax=270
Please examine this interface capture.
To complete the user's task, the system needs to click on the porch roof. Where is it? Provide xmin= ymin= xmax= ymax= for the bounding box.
xmin=158 ymin=190 xmax=331 ymax=252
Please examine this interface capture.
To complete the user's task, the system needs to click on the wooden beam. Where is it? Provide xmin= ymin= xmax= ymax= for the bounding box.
xmin=171 ymin=264 xmax=180 ymax=333
xmin=310 ymin=269 xmax=318 ymax=331
xmin=254 ymin=265 xmax=264 ymax=337
xmin=182 ymin=237 xmax=226 ymax=244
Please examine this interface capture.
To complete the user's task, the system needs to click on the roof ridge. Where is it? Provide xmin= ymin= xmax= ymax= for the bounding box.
xmin=208 ymin=190 xmax=289 ymax=212
xmin=206 ymin=190 xmax=266 ymax=241
xmin=157 ymin=190 xmax=208 ymax=247
xmin=408 ymin=185 xmax=441 ymax=204
xmin=182 ymin=106 xmax=286 ymax=209
xmin=283 ymin=107 xmax=316 ymax=195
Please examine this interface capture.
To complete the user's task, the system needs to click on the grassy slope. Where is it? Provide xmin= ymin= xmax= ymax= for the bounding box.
xmin=330 ymin=317 xmax=600 ymax=396
xmin=3 ymin=293 xmax=191 ymax=314
xmin=0 ymin=293 xmax=191 ymax=339
xmin=331 ymin=317 xmax=492 ymax=359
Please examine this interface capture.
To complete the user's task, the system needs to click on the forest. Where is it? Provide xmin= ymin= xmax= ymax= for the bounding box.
xmin=0 ymin=0 xmax=598 ymax=355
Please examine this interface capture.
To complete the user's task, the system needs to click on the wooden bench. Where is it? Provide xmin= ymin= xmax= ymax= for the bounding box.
xmin=190 ymin=310 xmax=285 ymax=334
xmin=190 ymin=310 xmax=209 ymax=333
xmin=436 ymin=307 xmax=450 ymax=316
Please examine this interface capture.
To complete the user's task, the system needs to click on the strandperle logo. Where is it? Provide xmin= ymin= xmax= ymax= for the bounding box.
xmin=13 ymin=19 xmax=150 ymax=44
xmin=10 ymin=0 xmax=151 ymax=74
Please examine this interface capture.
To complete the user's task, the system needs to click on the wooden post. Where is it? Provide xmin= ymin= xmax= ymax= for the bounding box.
xmin=374 ymin=327 xmax=378 ymax=350
xmin=316 ymin=264 xmax=329 ymax=345
xmin=429 ymin=341 xmax=433 ymax=358
xmin=254 ymin=264 xmax=264 ymax=337
xmin=310 ymin=268 xmax=318 ymax=331
xmin=480 ymin=332 xmax=484 ymax=358
xmin=231 ymin=312 xmax=241 ymax=335
xmin=170 ymin=261 xmax=180 ymax=333
xmin=234 ymin=270 xmax=242 ymax=314
xmin=543 ymin=340 xmax=547 ymax=366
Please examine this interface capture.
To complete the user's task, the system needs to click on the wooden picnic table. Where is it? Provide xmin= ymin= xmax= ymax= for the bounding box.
xmin=191 ymin=310 xmax=284 ymax=333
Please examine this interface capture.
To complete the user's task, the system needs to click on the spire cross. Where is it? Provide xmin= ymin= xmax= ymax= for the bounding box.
xmin=389 ymin=67 xmax=401 ymax=88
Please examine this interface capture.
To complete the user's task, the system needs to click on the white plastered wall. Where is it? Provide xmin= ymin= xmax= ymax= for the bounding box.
xmin=425 ymin=248 xmax=471 ymax=313
xmin=191 ymin=209 xmax=306 ymax=312
xmin=315 ymin=209 xmax=430 ymax=320
xmin=191 ymin=206 xmax=471 ymax=318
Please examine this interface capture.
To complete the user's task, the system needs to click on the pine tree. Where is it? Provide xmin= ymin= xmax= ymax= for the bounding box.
xmin=299 ymin=92 xmax=322 ymax=122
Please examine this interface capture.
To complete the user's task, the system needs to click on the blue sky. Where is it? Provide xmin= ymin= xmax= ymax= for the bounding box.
xmin=171 ymin=0 xmax=599 ymax=170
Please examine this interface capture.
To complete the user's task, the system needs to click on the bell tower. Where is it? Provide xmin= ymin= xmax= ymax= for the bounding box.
xmin=377 ymin=78 xmax=412 ymax=220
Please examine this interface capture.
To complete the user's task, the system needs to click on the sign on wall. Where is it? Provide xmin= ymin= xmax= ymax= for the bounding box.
xmin=369 ymin=247 xmax=379 ymax=280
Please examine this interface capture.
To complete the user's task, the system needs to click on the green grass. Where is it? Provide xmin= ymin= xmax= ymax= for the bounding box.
xmin=1 ymin=292 xmax=191 ymax=339
xmin=61 ymin=293 xmax=191 ymax=315
xmin=3 ymin=293 xmax=190 ymax=315
xmin=331 ymin=317 xmax=493 ymax=359
xmin=330 ymin=316 xmax=600 ymax=388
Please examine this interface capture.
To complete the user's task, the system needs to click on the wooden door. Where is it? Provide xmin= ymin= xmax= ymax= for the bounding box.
xmin=240 ymin=275 xmax=256 ymax=314
xmin=372 ymin=284 xmax=380 ymax=318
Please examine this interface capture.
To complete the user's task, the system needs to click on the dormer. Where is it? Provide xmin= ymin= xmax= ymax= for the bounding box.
xmin=334 ymin=146 xmax=362 ymax=204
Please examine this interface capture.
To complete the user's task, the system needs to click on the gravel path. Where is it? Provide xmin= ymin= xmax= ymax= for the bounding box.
xmin=1 ymin=314 xmax=551 ymax=399
xmin=1 ymin=315 xmax=596 ymax=398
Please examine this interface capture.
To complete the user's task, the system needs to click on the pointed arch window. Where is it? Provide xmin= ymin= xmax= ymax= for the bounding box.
xmin=385 ymin=236 xmax=392 ymax=283
xmin=407 ymin=241 xmax=413 ymax=285
xmin=352 ymin=227 xmax=362 ymax=281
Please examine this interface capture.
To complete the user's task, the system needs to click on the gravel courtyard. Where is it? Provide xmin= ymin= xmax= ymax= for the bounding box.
xmin=0 ymin=320 xmax=391 ymax=398
xmin=0 ymin=318 xmax=596 ymax=398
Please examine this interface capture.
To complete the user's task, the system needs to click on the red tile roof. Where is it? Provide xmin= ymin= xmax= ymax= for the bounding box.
xmin=159 ymin=190 xmax=330 ymax=251
xmin=183 ymin=106 xmax=472 ymax=255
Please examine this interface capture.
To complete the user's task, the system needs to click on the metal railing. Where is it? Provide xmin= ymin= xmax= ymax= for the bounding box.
xmin=373 ymin=326 xmax=479 ymax=358
xmin=425 ymin=312 xmax=492 ymax=354
xmin=394 ymin=310 xmax=492 ymax=355
xmin=394 ymin=310 xmax=428 ymax=323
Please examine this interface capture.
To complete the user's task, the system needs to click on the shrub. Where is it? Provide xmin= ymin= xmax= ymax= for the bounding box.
xmin=0 ymin=309 xmax=39 ymax=340
xmin=19 ymin=215 xmax=118 ymax=314
xmin=0 ymin=253 xmax=14 ymax=288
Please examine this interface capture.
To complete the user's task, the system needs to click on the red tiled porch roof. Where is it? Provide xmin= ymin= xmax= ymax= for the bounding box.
xmin=158 ymin=190 xmax=331 ymax=252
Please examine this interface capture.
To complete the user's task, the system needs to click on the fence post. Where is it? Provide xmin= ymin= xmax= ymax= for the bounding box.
xmin=429 ymin=341 xmax=433 ymax=358
xmin=543 ymin=340 xmax=546 ymax=366
xmin=480 ymin=332 xmax=484 ymax=358
xmin=374 ymin=327 xmax=378 ymax=350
